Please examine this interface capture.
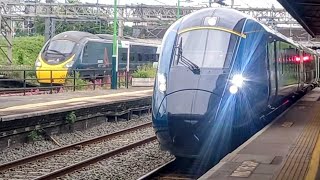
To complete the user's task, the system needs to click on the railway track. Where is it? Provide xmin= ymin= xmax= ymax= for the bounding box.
xmin=138 ymin=158 xmax=206 ymax=180
xmin=0 ymin=88 xmax=50 ymax=96
xmin=0 ymin=122 xmax=156 ymax=179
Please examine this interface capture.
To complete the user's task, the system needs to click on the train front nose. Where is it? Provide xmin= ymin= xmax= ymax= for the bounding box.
xmin=154 ymin=68 xmax=226 ymax=157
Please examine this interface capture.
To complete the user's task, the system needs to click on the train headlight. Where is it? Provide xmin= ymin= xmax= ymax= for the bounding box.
xmin=229 ymin=85 xmax=238 ymax=94
xmin=64 ymin=61 xmax=74 ymax=68
xmin=231 ymin=74 xmax=244 ymax=88
xmin=35 ymin=59 xmax=42 ymax=67
xmin=158 ymin=73 xmax=166 ymax=93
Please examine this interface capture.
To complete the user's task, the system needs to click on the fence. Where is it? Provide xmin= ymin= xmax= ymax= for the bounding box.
xmin=0 ymin=68 xmax=132 ymax=96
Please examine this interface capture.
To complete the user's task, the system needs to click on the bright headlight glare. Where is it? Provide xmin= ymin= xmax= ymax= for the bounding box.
xmin=35 ymin=60 xmax=42 ymax=67
xmin=231 ymin=74 xmax=244 ymax=87
xmin=64 ymin=61 xmax=74 ymax=68
xmin=229 ymin=85 xmax=238 ymax=94
xmin=157 ymin=73 xmax=166 ymax=92
xmin=159 ymin=83 xmax=166 ymax=92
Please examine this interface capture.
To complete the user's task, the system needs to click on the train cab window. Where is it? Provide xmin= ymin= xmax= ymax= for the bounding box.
xmin=45 ymin=40 xmax=76 ymax=55
xmin=173 ymin=29 xmax=236 ymax=68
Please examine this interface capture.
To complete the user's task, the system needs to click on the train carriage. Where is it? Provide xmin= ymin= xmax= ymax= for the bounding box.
xmin=35 ymin=31 xmax=160 ymax=85
xmin=152 ymin=7 xmax=320 ymax=160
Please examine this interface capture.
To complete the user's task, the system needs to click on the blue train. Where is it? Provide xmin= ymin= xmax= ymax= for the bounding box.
xmin=152 ymin=8 xmax=319 ymax=159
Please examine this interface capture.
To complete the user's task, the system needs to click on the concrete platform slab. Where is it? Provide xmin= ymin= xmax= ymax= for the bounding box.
xmin=0 ymin=87 xmax=152 ymax=121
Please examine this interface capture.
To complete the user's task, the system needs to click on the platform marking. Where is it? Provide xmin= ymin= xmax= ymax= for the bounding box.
xmin=0 ymin=89 xmax=152 ymax=112
xmin=230 ymin=161 xmax=259 ymax=178
xmin=275 ymin=103 xmax=320 ymax=180
xmin=281 ymin=121 xmax=294 ymax=128
xmin=305 ymin=133 xmax=320 ymax=180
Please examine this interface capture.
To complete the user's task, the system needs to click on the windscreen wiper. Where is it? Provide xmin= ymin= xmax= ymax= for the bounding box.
xmin=176 ymin=38 xmax=200 ymax=74
xmin=47 ymin=49 xmax=66 ymax=57
xmin=180 ymin=55 xmax=200 ymax=74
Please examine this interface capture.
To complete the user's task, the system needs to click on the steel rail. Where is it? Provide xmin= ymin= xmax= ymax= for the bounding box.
xmin=0 ymin=122 xmax=152 ymax=171
xmin=35 ymin=136 xmax=157 ymax=180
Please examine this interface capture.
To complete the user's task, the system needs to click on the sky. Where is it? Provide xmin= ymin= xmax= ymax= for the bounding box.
xmin=55 ymin=0 xmax=283 ymax=8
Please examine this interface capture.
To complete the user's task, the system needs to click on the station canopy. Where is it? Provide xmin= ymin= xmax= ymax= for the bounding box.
xmin=278 ymin=0 xmax=320 ymax=37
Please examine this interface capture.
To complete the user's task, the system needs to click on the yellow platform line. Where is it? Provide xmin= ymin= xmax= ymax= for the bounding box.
xmin=0 ymin=89 xmax=152 ymax=112
xmin=305 ymin=133 xmax=320 ymax=180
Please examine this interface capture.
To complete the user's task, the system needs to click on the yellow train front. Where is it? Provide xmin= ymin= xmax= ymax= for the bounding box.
xmin=35 ymin=31 xmax=99 ymax=85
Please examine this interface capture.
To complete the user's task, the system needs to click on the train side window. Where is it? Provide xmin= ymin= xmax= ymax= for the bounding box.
xmin=151 ymin=54 xmax=155 ymax=62
xmin=276 ymin=41 xmax=283 ymax=74
xmin=130 ymin=53 xmax=135 ymax=61
xmin=122 ymin=53 xmax=127 ymax=61
xmin=145 ymin=54 xmax=150 ymax=61
xmin=138 ymin=54 xmax=142 ymax=61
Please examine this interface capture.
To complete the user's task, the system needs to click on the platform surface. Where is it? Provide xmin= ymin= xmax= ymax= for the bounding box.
xmin=0 ymin=87 xmax=152 ymax=121
xmin=199 ymin=88 xmax=320 ymax=180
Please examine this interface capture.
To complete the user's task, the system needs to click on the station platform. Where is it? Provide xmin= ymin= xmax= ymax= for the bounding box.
xmin=0 ymin=87 xmax=152 ymax=121
xmin=199 ymin=88 xmax=320 ymax=180
xmin=0 ymin=87 xmax=153 ymax=148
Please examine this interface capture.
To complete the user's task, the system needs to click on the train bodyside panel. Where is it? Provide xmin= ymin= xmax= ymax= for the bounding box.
xmin=36 ymin=54 xmax=76 ymax=84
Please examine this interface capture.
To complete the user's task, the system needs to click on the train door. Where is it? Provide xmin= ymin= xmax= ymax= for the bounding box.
xmin=317 ymin=55 xmax=320 ymax=82
xmin=300 ymin=50 xmax=306 ymax=87
xmin=267 ymin=40 xmax=278 ymax=106
xmin=313 ymin=55 xmax=319 ymax=82
xmin=81 ymin=40 xmax=113 ymax=79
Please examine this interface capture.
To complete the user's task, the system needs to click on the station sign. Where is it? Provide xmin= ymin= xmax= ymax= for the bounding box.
xmin=120 ymin=41 xmax=130 ymax=48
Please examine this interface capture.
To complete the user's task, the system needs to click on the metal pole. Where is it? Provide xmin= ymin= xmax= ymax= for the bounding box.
xmin=177 ymin=0 xmax=180 ymax=19
xmin=23 ymin=70 xmax=26 ymax=96
xmin=50 ymin=70 xmax=53 ymax=94
xmin=111 ymin=0 xmax=118 ymax=89
xmin=126 ymin=44 xmax=130 ymax=89
xmin=118 ymin=71 xmax=120 ymax=88
xmin=73 ymin=70 xmax=76 ymax=91
xmin=93 ymin=70 xmax=96 ymax=90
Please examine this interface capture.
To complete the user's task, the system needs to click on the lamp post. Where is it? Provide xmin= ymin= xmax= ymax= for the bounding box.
xmin=177 ymin=0 xmax=192 ymax=19
xmin=177 ymin=0 xmax=181 ymax=19
xmin=111 ymin=0 xmax=118 ymax=89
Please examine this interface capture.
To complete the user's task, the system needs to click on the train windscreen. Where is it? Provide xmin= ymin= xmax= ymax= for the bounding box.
xmin=42 ymin=40 xmax=76 ymax=64
xmin=173 ymin=29 xmax=237 ymax=69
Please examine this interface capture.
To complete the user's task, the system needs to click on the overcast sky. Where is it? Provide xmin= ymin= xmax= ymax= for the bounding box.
xmin=56 ymin=0 xmax=283 ymax=8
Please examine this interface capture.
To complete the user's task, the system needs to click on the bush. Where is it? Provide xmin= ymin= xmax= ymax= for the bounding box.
xmin=65 ymin=72 xmax=89 ymax=90
xmin=27 ymin=130 xmax=42 ymax=142
xmin=0 ymin=36 xmax=45 ymax=65
xmin=132 ymin=64 xmax=156 ymax=78
xmin=66 ymin=111 xmax=77 ymax=124
xmin=0 ymin=65 xmax=38 ymax=85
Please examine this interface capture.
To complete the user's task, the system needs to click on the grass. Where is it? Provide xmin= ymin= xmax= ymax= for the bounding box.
xmin=132 ymin=64 xmax=156 ymax=78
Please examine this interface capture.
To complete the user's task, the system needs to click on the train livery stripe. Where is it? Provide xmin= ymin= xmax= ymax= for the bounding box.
xmin=178 ymin=26 xmax=247 ymax=38
xmin=305 ymin=133 xmax=320 ymax=180
xmin=0 ymin=89 xmax=153 ymax=112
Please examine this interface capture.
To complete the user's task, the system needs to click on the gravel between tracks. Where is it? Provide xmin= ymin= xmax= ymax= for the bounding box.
xmin=0 ymin=127 xmax=155 ymax=179
xmin=0 ymin=115 xmax=151 ymax=165
xmin=61 ymin=141 xmax=174 ymax=180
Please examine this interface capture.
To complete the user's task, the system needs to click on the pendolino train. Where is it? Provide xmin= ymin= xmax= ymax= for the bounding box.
xmin=35 ymin=31 xmax=160 ymax=85
xmin=152 ymin=8 xmax=320 ymax=159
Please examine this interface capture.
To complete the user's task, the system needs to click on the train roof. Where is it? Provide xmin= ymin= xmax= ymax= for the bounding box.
xmin=179 ymin=8 xmax=301 ymax=48
xmin=51 ymin=31 xmax=100 ymax=42
xmin=51 ymin=31 xmax=161 ymax=46
xmin=96 ymin=34 xmax=161 ymax=46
